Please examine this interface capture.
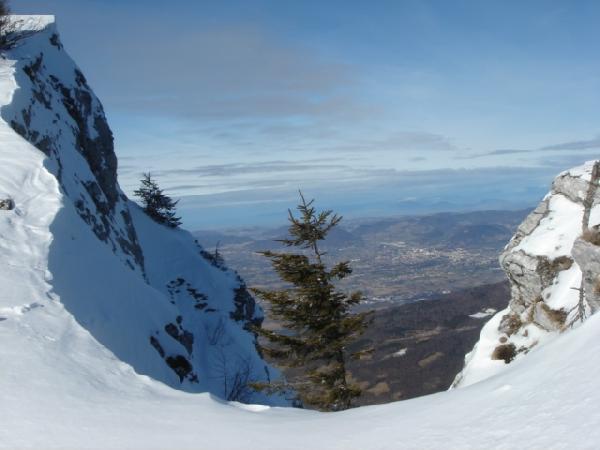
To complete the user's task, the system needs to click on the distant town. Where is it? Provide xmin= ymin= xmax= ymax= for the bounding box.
xmin=194 ymin=209 xmax=528 ymax=310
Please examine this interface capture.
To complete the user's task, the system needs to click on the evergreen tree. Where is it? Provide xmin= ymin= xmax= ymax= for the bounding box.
xmin=134 ymin=173 xmax=182 ymax=228
xmin=252 ymin=192 xmax=371 ymax=411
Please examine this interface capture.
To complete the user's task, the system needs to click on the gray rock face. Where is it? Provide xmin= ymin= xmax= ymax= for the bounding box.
xmin=452 ymin=161 xmax=600 ymax=388
xmin=0 ymin=198 xmax=14 ymax=210
xmin=500 ymin=249 xmax=573 ymax=324
xmin=553 ymin=171 xmax=593 ymax=204
xmin=503 ymin=199 xmax=549 ymax=253
xmin=572 ymin=238 xmax=600 ymax=313
xmin=499 ymin=164 xmax=600 ymax=333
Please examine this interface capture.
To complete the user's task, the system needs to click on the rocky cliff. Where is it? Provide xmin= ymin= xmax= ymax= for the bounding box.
xmin=0 ymin=16 xmax=282 ymax=404
xmin=454 ymin=160 xmax=600 ymax=387
xmin=4 ymin=16 xmax=144 ymax=272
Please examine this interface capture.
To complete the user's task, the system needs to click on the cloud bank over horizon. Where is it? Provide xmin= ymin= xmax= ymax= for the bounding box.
xmin=13 ymin=0 xmax=600 ymax=227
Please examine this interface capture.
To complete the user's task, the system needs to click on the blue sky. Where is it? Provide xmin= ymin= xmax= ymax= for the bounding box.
xmin=14 ymin=0 xmax=600 ymax=228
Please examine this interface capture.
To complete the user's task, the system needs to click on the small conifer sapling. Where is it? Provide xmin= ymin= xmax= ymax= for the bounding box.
xmin=134 ymin=172 xmax=182 ymax=228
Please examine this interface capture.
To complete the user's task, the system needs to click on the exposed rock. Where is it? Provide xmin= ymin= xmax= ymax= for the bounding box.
xmin=532 ymin=300 xmax=567 ymax=331
xmin=0 ymin=198 xmax=14 ymax=210
xmin=149 ymin=336 xmax=165 ymax=358
xmin=552 ymin=171 xmax=593 ymax=204
xmin=231 ymin=283 xmax=262 ymax=330
xmin=500 ymin=251 xmax=572 ymax=317
xmin=498 ymin=313 xmax=522 ymax=336
xmin=572 ymin=237 xmax=600 ymax=312
xmin=454 ymin=160 xmax=600 ymax=387
xmin=166 ymin=277 xmax=209 ymax=310
xmin=498 ymin=164 xmax=597 ymax=327
xmin=165 ymin=355 xmax=193 ymax=382
xmin=164 ymin=322 xmax=194 ymax=355
xmin=417 ymin=352 xmax=444 ymax=368
xmin=581 ymin=227 xmax=600 ymax=246
xmin=501 ymin=250 xmax=543 ymax=314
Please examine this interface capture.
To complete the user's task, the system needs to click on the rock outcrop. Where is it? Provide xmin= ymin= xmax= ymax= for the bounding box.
xmin=572 ymin=234 xmax=600 ymax=313
xmin=454 ymin=160 xmax=600 ymax=387
xmin=0 ymin=198 xmax=13 ymax=210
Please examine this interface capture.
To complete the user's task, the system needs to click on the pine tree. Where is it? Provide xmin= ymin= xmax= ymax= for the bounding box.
xmin=252 ymin=192 xmax=371 ymax=411
xmin=134 ymin=173 xmax=182 ymax=228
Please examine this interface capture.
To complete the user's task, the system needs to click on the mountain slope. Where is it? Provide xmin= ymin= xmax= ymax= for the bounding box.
xmin=0 ymin=16 xmax=282 ymax=404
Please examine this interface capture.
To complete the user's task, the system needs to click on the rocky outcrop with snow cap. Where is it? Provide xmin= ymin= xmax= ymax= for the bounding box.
xmin=0 ymin=16 xmax=283 ymax=404
xmin=453 ymin=160 xmax=600 ymax=387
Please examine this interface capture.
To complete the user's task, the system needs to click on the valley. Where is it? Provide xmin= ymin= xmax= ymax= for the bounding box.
xmin=194 ymin=209 xmax=525 ymax=404
xmin=194 ymin=209 xmax=527 ymax=308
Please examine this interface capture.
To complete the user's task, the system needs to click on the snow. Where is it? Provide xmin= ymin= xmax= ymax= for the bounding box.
xmin=543 ymin=263 xmax=582 ymax=311
xmin=452 ymin=308 xmax=510 ymax=387
xmin=560 ymin=159 xmax=599 ymax=180
xmin=10 ymin=14 xmax=55 ymax=31
xmin=516 ymin=160 xmax=600 ymax=261
xmin=514 ymin=194 xmax=584 ymax=259
xmin=469 ymin=308 xmax=497 ymax=319
xmin=4 ymin=293 xmax=600 ymax=449
xmin=2 ymin=16 xmax=600 ymax=449
xmin=392 ymin=348 xmax=408 ymax=357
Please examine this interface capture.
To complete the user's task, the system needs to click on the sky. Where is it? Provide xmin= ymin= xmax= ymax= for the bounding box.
xmin=13 ymin=0 xmax=600 ymax=229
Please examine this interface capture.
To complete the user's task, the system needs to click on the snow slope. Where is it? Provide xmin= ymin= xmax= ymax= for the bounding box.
xmin=4 ymin=291 xmax=600 ymax=449
xmin=0 ymin=16 xmax=283 ymax=405
xmin=2 ymin=16 xmax=600 ymax=450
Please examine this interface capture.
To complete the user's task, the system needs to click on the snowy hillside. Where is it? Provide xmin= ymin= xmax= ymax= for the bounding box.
xmin=4 ymin=282 xmax=600 ymax=448
xmin=2 ymin=16 xmax=600 ymax=450
xmin=0 ymin=16 xmax=283 ymax=404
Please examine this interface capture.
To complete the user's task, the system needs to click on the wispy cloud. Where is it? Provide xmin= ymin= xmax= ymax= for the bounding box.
xmin=316 ymin=131 xmax=458 ymax=153
xmin=456 ymin=149 xmax=531 ymax=160
xmin=540 ymin=136 xmax=600 ymax=151
xmin=456 ymin=135 xmax=600 ymax=160
xmin=536 ymin=152 xmax=600 ymax=169
xmin=152 ymin=161 xmax=351 ymax=178
xmin=16 ymin=0 xmax=600 ymax=229
xmin=81 ymin=21 xmax=369 ymax=123
xmin=176 ymin=165 xmax=557 ymax=228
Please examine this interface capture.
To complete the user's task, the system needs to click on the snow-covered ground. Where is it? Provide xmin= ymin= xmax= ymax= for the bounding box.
xmin=2 ymin=15 xmax=600 ymax=450
xmin=3 ymin=285 xmax=600 ymax=449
